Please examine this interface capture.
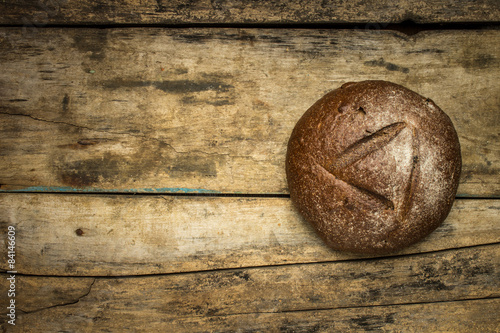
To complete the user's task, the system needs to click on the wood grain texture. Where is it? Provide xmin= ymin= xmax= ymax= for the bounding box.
xmin=8 ymin=298 xmax=500 ymax=332
xmin=0 ymin=4 xmax=498 ymax=332
xmin=1 ymin=245 xmax=498 ymax=331
xmin=0 ymin=28 xmax=498 ymax=196
xmin=0 ymin=194 xmax=498 ymax=276
xmin=0 ymin=0 xmax=499 ymax=25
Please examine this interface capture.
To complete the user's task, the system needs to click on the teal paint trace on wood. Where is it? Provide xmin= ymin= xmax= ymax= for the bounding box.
xmin=0 ymin=186 xmax=220 ymax=194
xmin=1 ymin=186 xmax=484 ymax=198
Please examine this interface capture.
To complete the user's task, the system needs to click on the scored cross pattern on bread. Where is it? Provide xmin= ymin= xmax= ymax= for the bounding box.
xmin=323 ymin=121 xmax=420 ymax=224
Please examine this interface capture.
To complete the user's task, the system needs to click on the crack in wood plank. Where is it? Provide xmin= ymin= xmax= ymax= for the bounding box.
xmin=0 ymin=111 xmax=182 ymax=153
xmin=19 ymin=278 xmax=96 ymax=314
xmin=4 ymin=241 xmax=498 ymax=278
xmin=0 ymin=111 xmax=241 ymax=161
xmin=218 ymin=296 xmax=500 ymax=317
xmin=7 ymin=243 xmax=498 ymax=325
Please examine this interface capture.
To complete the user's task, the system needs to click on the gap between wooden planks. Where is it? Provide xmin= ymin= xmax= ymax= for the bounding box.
xmin=0 ymin=244 xmax=498 ymax=331
xmin=0 ymin=0 xmax=498 ymax=25
xmin=0 ymin=194 xmax=498 ymax=276
xmin=0 ymin=28 xmax=498 ymax=196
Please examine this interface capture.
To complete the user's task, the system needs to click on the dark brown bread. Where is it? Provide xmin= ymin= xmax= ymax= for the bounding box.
xmin=286 ymin=81 xmax=461 ymax=254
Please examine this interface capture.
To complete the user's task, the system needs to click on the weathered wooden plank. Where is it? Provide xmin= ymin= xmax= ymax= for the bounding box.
xmin=0 ymin=28 xmax=498 ymax=196
xmin=155 ymin=299 xmax=500 ymax=332
xmin=0 ymin=0 xmax=499 ymax=25
xmin=1 ymin=245 xmax=498 ymax=331
xmin=8 ymin=298 xmax=500 ymax=332
xmin=0 ymin=194 xmax=498 ymax=276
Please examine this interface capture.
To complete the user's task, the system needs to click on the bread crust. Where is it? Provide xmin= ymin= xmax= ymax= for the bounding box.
xmin=286 ymin=81 xmax=461 ymax=254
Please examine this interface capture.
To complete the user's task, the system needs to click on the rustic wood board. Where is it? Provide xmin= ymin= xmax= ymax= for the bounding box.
xmin=0 ymin=0 xmax=499 ymax=25
xmin=8 ymin=298 xmax=500 ymax=332
xmin=4 ymin=297 xmax=500 ymax=332
xmin=0 ymin=194 xmax=498 ymax=276
xmin=1 ymin=245 xmax=498 ymax=331
xmin=0 ymin=28 xmax=498 ymax=196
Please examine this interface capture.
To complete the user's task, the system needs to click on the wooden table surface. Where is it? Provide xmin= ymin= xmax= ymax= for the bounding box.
xmin=0 ymin=1 xmax=499 ymax=332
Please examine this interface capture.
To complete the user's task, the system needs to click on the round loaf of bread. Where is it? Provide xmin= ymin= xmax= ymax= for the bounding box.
xmin=286 ymin=80 xmax=461 ymax=254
